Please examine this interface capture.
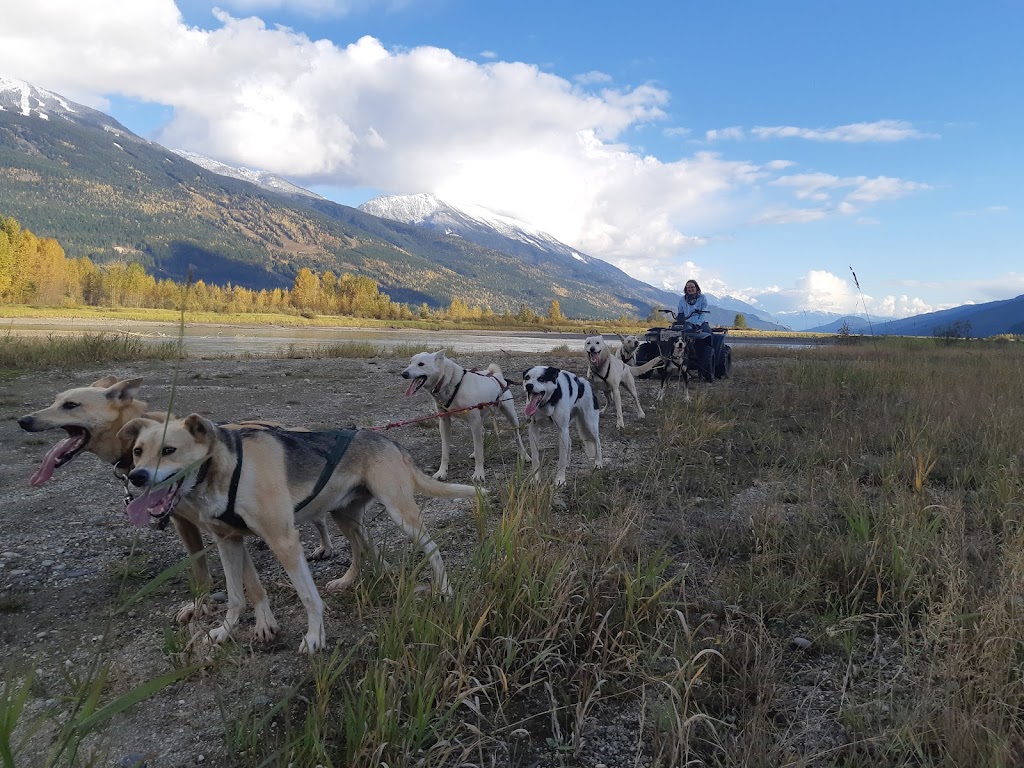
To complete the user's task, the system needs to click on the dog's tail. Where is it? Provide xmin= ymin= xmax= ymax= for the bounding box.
xmin=410 ymin=463 xmax=478 ymax=499
xmin=629 ymin=357 xmax=664 ymax=376
xmin=485 ymin=362 xmax=506 ymax=384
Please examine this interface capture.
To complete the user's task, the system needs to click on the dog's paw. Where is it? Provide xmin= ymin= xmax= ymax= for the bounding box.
xmin=432 ymin=468 xmax=448 ymax=481
xmin=472 ymin=470 xmax=486 ymax=482
xmin=175 ymin=598 xmax=210 ymax=625
xmin=308 ymin=545 xmax=333 ymax=561
xmin=253 ymin=607 xmax=279 ymax=642
xmin=299 ymin=630 xmax=325 ymax=655
xmin=208 ymin=625 xmax=233 ymax=645
xmin=324 ymin=572 xmax=356 ymax=592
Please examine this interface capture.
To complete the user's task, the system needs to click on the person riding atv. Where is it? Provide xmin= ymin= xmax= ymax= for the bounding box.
xmin=675 ymin=279 xmax=714 ymax=382
xmin=633 ymin=283 xmax=732 ymax=384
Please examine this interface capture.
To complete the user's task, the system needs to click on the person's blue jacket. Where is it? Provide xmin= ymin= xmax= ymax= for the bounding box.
xmin=677 ymin=293 xmax=709 ymax=328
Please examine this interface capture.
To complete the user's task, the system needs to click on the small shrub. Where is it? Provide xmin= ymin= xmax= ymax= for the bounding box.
xmin=933 ymin=319 xmax=972 ymax=345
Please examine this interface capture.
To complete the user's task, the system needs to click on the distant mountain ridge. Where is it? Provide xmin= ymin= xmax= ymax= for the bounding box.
xmin=171 ymin=149 xmax=323 ymax=201
xmin=804 ymin=296 xmax=1024 ymax=337
xmin=870 ymin=295 xmax=1024 ymax=337
xmin=360 ymin=193 xmax=790 ymax=330
xmin=360 ymin=192 xmax=682 ymax=314
xmin=0 ymin=76 xmax=675 ymax=318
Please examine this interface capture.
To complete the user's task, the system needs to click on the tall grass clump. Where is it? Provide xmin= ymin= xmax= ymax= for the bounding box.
xmin=0 ymin=332 xmax=181 ymax=370
xmin=223 ymin=478 xmax=727 ymax=767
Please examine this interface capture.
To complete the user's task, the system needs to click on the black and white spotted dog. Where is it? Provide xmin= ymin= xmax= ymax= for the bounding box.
xmin=522 ymin=366 xmax=603 ymax=486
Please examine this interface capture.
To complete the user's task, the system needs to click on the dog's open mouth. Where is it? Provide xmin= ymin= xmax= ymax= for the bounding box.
xmin=124 ymin=479 xmax=184 ymax=527
xmin=30 ymin=427 xmax=90 ymax=487
xmin=588 ymin=351 xmax=602 ymax=366
xmin=525 ymin=392 xmax=546 ymax=417
xmin=404 ymin=376 xmax=427 ymax=397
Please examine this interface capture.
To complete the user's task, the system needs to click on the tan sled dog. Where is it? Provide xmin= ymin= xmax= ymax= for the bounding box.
xmin=617 ymin=334 xmax=641 ymax=366
xmin=584 ymin=335 xmax=662 ymax=429
xmin=17 ymin=376 xmax=336 ymax=623
xmin=401 ymin=349 xmax=529 ymax=481
xmin=118 ymin=415 xmax=476 ymax=653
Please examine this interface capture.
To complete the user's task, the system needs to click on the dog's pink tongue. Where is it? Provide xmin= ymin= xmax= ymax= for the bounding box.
xmin=525 ymin=392 xmax=543 ymax=417
xmin=30 ymin=434 xmax=87 ymax=487
xmin=404 ymin=378 xmax=420 ymax=397
xmin=124 ymin=487 xmax=173 ymax=527
xmin=589 ymin=352 xmax=601 ymax=365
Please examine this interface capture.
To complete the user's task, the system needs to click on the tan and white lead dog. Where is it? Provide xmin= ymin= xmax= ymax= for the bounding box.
xmin=401 ymin=350 xmax=528 ymax=482
xmin=17 ymin=376 xmax=335 ymax=625
xmin=584 ymin=335 xmax=663 ymax=429
xmin=118 ymin=414 xmax=477 ymax=653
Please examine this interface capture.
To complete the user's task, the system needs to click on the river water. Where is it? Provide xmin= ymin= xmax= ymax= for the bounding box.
xmin=1 ymin=318 xmax=824 ymax=357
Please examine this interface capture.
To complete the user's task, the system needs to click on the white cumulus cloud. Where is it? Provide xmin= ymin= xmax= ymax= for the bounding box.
xmin=0 ymin=1 xmax=938 ymax=311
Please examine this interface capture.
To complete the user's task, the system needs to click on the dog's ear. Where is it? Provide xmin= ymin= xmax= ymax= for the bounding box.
xmin=92 ymin=375 xmax=119 ymax=388
xmin=433 ymin=349 xmax=447 ymax=361
xmin=616 ymin=333 xmax=625 ymax=342
xmin=117 ymin=417 xmax=152 ymax=445
xmin=183 ymin=414 xmax=216 ymax=442
xmin=105 ymin=377 xmax=143 ymax=402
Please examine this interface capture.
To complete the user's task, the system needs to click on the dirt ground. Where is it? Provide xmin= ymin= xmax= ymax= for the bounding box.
xmin=4 ymin=348 xmax=733 ymax=767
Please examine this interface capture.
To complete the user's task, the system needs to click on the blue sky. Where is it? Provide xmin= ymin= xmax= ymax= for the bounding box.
xmin=2 ymin=1 xmax=1022 ymax=319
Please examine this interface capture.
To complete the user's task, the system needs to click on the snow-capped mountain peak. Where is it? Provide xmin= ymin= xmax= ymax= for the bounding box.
xmin=0 ymin=76 xmax=76 ymax=118
xmin=360 ymin=193 xmax=589 ymax=263
xmin=0 ymin=75 xmax=134 ymax=137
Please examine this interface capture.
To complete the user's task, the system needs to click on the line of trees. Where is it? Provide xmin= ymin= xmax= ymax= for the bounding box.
xmin=0 ymin=215 xmax=582 ymax=326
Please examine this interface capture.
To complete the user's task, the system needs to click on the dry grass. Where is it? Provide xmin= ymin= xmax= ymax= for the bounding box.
xmin=0 ymin=332 xmax=183 ymax=371
xmin=226 ymin=340 xmax=1024 ymax=766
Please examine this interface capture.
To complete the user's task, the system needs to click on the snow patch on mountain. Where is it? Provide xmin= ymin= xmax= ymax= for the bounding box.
xmin=360 ymin=193 xmax=588 ymax=262
xmin=170 ymin=150 xmax=323 ymax=200
xmin=0 ymin=75 xmax=135 ymax=137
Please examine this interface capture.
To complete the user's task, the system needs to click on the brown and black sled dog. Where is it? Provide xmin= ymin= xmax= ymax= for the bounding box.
xmin=119 ymin=414 xmax=476 ymax=652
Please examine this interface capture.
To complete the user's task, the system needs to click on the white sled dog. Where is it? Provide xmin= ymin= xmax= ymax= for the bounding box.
xmin=401 ymin=350 xmax=528 ymax=481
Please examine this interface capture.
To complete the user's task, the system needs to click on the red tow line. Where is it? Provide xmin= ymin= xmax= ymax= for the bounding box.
xmin=368 ymin=371 xmax=515 ymax=432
